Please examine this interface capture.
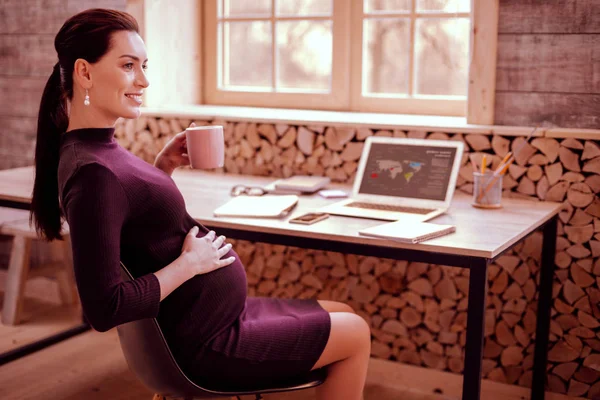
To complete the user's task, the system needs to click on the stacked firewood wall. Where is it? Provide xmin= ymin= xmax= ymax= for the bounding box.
xmin=116 ymin=117 xmax=600 ymax=398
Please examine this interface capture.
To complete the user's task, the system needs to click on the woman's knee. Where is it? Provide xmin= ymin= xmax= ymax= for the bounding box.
xmin=329 ymin=312 xmax=371 ymax=349
xmin=317 ymin=299 xmax=356 ymax=314
xmin=311 ymin=312 xmax=371 ymax=370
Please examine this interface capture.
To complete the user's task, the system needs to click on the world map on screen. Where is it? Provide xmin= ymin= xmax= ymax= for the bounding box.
xmin=373 ymin=160 xmax=424 ymax=183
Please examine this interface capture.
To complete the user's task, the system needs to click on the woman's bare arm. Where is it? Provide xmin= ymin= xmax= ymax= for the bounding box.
xmin=153 ymin=253 xmax=195 ymax=301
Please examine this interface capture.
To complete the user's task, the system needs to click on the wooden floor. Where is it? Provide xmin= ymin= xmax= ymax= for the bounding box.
xmin=0 ymin=270 xmax=82 ymax=354
xmin=0 ymin=327 xmax=584 ymax=400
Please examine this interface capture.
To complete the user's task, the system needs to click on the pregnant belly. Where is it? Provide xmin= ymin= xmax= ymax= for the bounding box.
xmin=174 ymin=249 xmax=248 ymax=342
xmin=201 ymin=249 xmax=248 ymax=310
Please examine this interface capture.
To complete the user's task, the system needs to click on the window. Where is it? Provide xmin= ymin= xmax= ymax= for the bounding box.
xmin=204 ymin=0 xmax=350 ymax=110
xmin=203 ymin=0 xmax=471 ymax=116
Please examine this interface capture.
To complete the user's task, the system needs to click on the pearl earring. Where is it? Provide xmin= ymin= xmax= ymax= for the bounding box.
xmin=84 ymin=89 xmax=90 ymax=106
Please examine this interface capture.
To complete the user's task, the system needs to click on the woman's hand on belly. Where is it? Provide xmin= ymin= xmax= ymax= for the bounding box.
xmin=181 ymin=226 xmax=236 ymax=276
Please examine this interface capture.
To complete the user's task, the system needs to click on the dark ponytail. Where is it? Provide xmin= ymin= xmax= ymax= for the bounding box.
xmin=30 ymin=63 xmax=69 ymax=240
xmin=30 ymin=8 xmax=139 ymax=241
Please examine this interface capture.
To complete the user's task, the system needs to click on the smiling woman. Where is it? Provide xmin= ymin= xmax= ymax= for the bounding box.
xmin=27 ymin=8 xmax=370 ymax=400
xmin=66 ymin=32 xmax=150 ymax=130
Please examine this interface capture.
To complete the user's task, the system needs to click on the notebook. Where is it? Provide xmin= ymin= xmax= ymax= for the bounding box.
xmin=213 ymin=195 xmax=299 ymax=218
xmin=271 ymin=175 xmax=331 ymax=193
xmin=359 ymin=221 xmax=456 ymax=244
xmin=318 ymin=136 xmax=464 ymax=221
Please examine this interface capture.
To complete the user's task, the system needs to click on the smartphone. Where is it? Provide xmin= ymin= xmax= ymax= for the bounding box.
xmin=289 ymin=212 xmax=330 ymax=225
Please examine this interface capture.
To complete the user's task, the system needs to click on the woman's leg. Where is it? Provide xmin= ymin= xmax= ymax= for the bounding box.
xmin=311 ymin=302 xmax=371 ymax=400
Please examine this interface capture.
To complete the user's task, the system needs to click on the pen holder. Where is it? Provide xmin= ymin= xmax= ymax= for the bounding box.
xmin=472 ymin=172 xmax=503 ymax=209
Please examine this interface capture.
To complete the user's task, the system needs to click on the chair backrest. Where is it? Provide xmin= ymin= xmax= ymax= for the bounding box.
xmin=116 ymin=262 xmax=224 ymax=399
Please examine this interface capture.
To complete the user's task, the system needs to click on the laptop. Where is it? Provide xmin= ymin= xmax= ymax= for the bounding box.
xmin=318 ymin=136 xmax=464 ymax=221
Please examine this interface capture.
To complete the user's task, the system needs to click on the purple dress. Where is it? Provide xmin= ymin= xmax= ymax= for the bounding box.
xmin=57 ymin=127 xmax=330 ymax=387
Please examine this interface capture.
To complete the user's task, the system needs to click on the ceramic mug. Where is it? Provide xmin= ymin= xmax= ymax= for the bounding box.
xmin=185 ymin=125 xmax=225 ymax=169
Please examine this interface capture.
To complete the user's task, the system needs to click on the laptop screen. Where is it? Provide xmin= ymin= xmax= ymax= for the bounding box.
xmin=357 ymin=142 xmax=458 ymax=201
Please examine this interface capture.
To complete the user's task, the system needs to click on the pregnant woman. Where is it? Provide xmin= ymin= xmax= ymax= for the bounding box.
xmin=30 ymin=8 xmax=370 ymax=400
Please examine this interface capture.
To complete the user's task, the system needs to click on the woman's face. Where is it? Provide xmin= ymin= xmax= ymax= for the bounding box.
xmin=87 ymin=30 xmax=149 ymax=120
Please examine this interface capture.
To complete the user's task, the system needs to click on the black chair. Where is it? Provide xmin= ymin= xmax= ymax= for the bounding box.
xmin=117 ymin=262 xmax=327 ymax=400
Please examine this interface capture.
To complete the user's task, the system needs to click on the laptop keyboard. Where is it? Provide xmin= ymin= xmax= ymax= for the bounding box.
xmin=346 ymin=201 xmax=436 ymax=215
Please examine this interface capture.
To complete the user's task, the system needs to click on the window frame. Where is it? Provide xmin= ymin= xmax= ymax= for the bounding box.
xmin=203 ymin=0 xmax=351 ymax=110
xmin=203 ymin=0 xmax=477 ymax=117
xmin=349 ymin=0 xmax=470 ymax=116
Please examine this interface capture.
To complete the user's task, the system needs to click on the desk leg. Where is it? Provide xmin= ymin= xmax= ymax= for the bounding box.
xmin=462 ymin=258 xmax=488 ymax=400
xmin=531 ymin=216 xmax=558 ymax=400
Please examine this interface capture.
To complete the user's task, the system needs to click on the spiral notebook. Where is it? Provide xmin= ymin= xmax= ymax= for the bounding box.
xmin=359 ymin=221 xmax=456 ymax=244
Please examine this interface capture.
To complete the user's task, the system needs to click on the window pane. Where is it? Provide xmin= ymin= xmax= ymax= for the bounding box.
xmin=417 ymin=0 xmax=470 ymax=12
xmin=223 ymin=22 xmax=272 ymax=88
xmin=363 ymin=18 xmax=410 ymax=94
xmin=276 ymin=21 xmax=332 ymax=91
xmin=414 ymin=18 xmax=469 ymax=96
xmin=276 ymin=0 xmax=332 ymax=16
xmin=364 ymin=0 xmax=410 ymax=12
xmin=223 ymin=0 xmax=271 ymax=17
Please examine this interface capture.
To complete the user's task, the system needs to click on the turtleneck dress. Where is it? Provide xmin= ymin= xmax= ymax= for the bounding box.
xmin=57 ymin=127 xmax=331 ymax=388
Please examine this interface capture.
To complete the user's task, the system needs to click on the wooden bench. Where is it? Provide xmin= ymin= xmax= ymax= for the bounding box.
xmin=0 ymin=207 xmax=78 ymax=325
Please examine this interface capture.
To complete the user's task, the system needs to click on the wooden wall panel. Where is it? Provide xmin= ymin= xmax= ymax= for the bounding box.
xmin=0 ymin=76 xmax=47 ymax=118
xmin=496 ymin=34 xmax=600 ymax=94
xmin=498 ymin=0 xmax=600 ymax=34
xmin=0 ymin=116 xmax=37 ymax=153
xmin=0 ymin=35 xmax=56 ymax=77
xmin=0 ymin=116 xmax=36 ymax=169
xmin=0 ymin=0 xmax=126 ymax=34
xmin=495 ymin=0 xmax=600 ymax=129
xmin=495 ymin=92 xmax=600 ymax=128
xmin=0 ymin=115 xmax=36 ymax=167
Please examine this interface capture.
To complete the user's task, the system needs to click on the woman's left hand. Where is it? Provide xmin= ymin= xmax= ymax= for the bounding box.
xmin=154 ymin=122 xmax=195 ymax=175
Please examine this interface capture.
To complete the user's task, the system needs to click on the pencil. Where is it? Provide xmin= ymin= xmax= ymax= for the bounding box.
xmin=494 ymin=154 xmax=513 ymax=175
xmin=499 ymin=157 xmax=514 ymax=175
xmin=481 ymin=155 xmax=487 ymax=174
xmin=499 ymin=152 xmax=512 ymax=167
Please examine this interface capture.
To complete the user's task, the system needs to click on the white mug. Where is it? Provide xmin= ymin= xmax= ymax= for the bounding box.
xmin=185 ymin=125 xmax=225 ymax=169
